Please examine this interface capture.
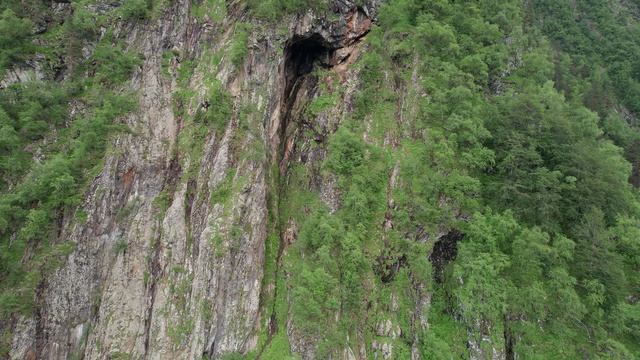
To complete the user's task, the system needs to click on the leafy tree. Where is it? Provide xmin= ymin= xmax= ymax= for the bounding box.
xmin=0 ymin=9 xmax=34 ymax=72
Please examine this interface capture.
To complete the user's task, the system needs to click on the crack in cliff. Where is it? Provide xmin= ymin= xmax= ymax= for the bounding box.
xmin=258 ymin=34 xmax=337 ymax=359
xmin=257 ymin=7 xmax=374 ymax=357
xmin=277 ymin=34 xmax=334 ymax=175
xmin=142 ymin=225 xmax=164 ymax=358
xmin=143 ymin=156 xmax=181 ymax=358
xmin=429 ymin=230 xmax=463 ymax=284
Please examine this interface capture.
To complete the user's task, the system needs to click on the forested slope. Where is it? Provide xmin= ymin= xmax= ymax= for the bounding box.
xmin=0 ymin=0 xmax=638 ymax=359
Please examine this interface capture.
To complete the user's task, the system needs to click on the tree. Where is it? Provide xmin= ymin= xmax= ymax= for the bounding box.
xmin=0 ymin=9 xmax=34 ymax=72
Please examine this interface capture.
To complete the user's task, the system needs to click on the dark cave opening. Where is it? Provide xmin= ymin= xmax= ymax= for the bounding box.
xmin=282 ymin=34 xmax=333 ymax=103
xmin=276 ymin=34 xmax=335 ymax=174
xmin=285 ymin=35 xmax=332 ymax=82
xmin=429 ymin=230 xmax=463 ymax=284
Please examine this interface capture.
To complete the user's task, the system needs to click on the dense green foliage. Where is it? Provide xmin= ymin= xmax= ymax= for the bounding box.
xmin=1 ymin=0 xmax=640 ymax=359
xmin=245 ymin=0 xmax=327 ymax=20
xmin=260 ymin=0 xmax=640 ymax=358
xmin=0 ymin=1 xmax=140 ymax=355
xmin=0 ymin=10 xmax=35 ymax=71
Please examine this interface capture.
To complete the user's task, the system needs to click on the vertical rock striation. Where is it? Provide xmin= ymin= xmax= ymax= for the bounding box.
xmin=9 ymin=1 xmax=383 ymax=359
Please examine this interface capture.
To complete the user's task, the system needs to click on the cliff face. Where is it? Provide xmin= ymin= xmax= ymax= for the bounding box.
xmin=9 ymin=1 xmax=386 ymax=359
xmin=7 ymin=0 xmax=640 ymax=359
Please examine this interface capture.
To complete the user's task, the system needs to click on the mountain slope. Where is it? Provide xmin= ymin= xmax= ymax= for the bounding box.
xmin=0 ymin=0 xmax=639 ymax=359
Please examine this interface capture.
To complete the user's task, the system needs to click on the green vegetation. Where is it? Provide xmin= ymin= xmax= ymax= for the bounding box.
xmin=305 ymin=70 xmax=340 ymax=118
xmin=114 ymin=237 xmax=128 ymax=254
xmin=167 ymin=269 xmax=195 ymax=346
xmin=0 ymin=1 xmax=140 ymax=355
xmin=119 ymin=0 xmax=168 ymax=21
xmin=244 ymin=0 xmax=327 ymax=20
xmin=2 ymin=0 xmax=640 ymax=359
xmin=191 ymin=0 xmax=226 ymax=22
xmin=119 ymin=0 xmax=153 ymax=20
xmin=229 ymin=23 xmax=251 ymax=68
xmin=0 ymin=10 xmax=35 ymax=72
xmin=210 ymin=170 xmax=235 ymax=205
xmin=195 ymin=79 xmax=232 ymax=133
xmin=262 ymin=0 xmax=640 ymax=358
xmin=153 ymin=190 xmax=171 ymax=219
xmin=174 ymin=50 xmax=232 ymax=182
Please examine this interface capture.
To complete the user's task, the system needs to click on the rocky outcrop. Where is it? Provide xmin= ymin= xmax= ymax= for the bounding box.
xmin=9 ymin=1 xmax=383 ymax=359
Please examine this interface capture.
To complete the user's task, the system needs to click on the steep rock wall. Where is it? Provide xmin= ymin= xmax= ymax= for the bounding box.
xmin=9 ymin=1 xmax=382 ymax=359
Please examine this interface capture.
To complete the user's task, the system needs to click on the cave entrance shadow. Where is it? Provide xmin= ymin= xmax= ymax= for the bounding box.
xmin=275 ymin=34 xmax=336 ymax=175
xmin=282 ymin=34 xmax=334 ymax=99
xmin=429 ymin=230 xmax=464 ymax=284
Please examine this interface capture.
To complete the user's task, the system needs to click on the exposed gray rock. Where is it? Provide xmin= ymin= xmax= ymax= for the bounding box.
xmin=10 ymin=1 xmax=385 ymax=359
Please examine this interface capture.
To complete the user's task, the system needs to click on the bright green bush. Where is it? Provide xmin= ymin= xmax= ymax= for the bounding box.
xmin=229 ymin=23 xmax=251 ymax=67
xmin=0 ymin=9 xmax=34 ymax=72
xmin=119 ymin=0 xmax=152 ymax=20
xmin=195 ymin=80 xmax=232 ymax=133
xmin=0 ymin=31 xmax=138 ymax=326
xmin=324 ymin=127 xmax=365 ymax=176
xmin=245 ymin=0 xmax=327 ymax=20
xmin=91 ymin=38 xmax=143 ymax=86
